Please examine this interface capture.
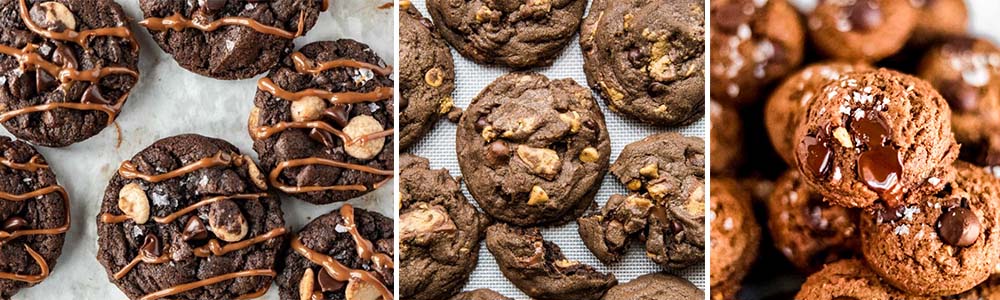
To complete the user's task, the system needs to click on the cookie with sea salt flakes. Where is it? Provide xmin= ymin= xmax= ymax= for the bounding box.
xmin=807 ymin=0 xmax=917 ymax=61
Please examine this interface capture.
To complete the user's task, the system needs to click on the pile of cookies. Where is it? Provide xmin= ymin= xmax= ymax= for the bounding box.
xmin=399 ymin=0 xmax=707 ymax=299
xmin=709 ymin=0 xmax=1000 ymax=299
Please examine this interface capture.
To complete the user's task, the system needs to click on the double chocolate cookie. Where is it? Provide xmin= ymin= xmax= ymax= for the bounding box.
xmin=485 ymin=223 xmax=617 ymax=300
xmin=792 ymin=69 xmax=958 ymax=208
xmin=0 ymin=136 xmax=69 ymax=298
xmin=138 ymin=0 xmax=325 ymax=80
xmin=96 ymin=134 xmax=285 ymax=300
xmin=400 ymin=2 xmax=455 ymax=150
xmin=249 ymin=40 xmax=394 ymax=204
xmin=456 ymin=73 xmax=610 ymax=226
xmin=580 ymin=0 xmax=705 ymax=126
xmin=807 ymin=0 xmax=917 ymax=61
xmin=709 ymin=178 xmax=759 ymax=300
xmin=710 ymin=100 xmax=742 ymax=175
xmin=400 ymin=154 xmax=488 ymax=300
xmin=449 ymin=289 xmax=514 ymax=300
xmin=0 ymin=0 xmax=140 ymax=147
xmin=426 ymin=0 xmax=585 ymax=68
xmin=601 ymin=273 xmax=704 ymax=300
xmin=276 ymin=204 xmax=394 ymax=300
xmin=910 ymin=0 xmax=968 ymax=47
xmin=795 ymin=259 xmax=907 ymax=300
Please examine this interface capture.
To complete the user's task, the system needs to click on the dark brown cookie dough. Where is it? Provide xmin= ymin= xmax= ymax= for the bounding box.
xmin=709 ymin=178 xmax=759 ymax=300
xmin=485 ymin=223 xmax=617 ymax=300
xmin=765 ymin=62 xmax=873 ymax=165
xmin=400 ymin=2 xmax=455 ymax=150
xmin=456 ymin=73 xmax=610 ymax=226
xmin=276 ymin=205 xmax=394 ymax=300
xmin=807 ymin=0 xmax=917 ymax=61
xmin=710 ymin=0 xmax=804 ymax=105
xmin=577 ymin=193 xmax=652 ymax=265
xmin=794 ymin=259 xmax=895 ymax=300
xmin=601 ymin=273 xmax=704 ymax=300
xmin=138 ymin=0 xmax=324 ymax=80
xmin=910 ymin=0 xmax=968 ymax=47
xmin=249 ymin=40 xmax=394 ymax=205
xmin=861 ymin=162 xmax=1000 ymax=296
xmin=792 ymin=69 xmax=959 ymax=208
xmin=426 ymin=0 xmax=585 ymax=68
xmin=449 ymin=289 xmax=514 ymax=300
xmin=96 ymin=134 xmax=285 ymax=300
xmin=917 ymin=36 xmax=1000 ymax=167
xmin=400 ymin=154 xmax=488 ymax=300
xmin=0 ymin=136 xmax=68 ymax=298
xmin=0 ymin=0 xmax=140 ymax=147
xmin=710 ymin=100 xmax=742 ymax=176
xmin=580 ymin=0 xmax=705 ymax=126
xmin=766 ymin=170 xmax=858 ymax=272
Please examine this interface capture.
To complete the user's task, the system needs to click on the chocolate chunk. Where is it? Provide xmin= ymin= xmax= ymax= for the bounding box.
xmin=800 ymin=133 xmax=833 ymax=178
xmin=713 ymin=2 xmax=752 ymax=34
xmin=322 ymin=105 xmax=350 ymax=127
xmin=850 ymin=113 xmax=891 ymax=147
xmin=308 ymin=128 xmax=336 ymax=148
xmin=2 ymin=216 xmax=28 ymax=232
xmin=52 ymin=44 xmax=77 ymax=69
xmin=11 ymin=71 xmax=36 ymax=99
xmin=846 ymin=0 xmax=883 ymax=32
xmin=202 ymin=0 xmax=226 ymax=11
xmin=875 ymin=205 xmax=906 ymax=223
xmin=140 ymin=233 xmax=161 ymax=258
xmin=36 ymin=70 xmax=56 ymax=92
xmin=181 ymin=217 xmax=209 ymax=242
xmin=937 ymin=206 xmax=981 ymax=247
xmin=475 ymin=116 xmax=489 ymax=131
xmin=857 ymin=146 xmax=903 ymax=205
xmin=317 ymin=268 xmax=344 ymax=292
xmin=82 ymin=85 xmax=112 ymax=105
xmin=484 ymin=141 xmax=510 ymax=165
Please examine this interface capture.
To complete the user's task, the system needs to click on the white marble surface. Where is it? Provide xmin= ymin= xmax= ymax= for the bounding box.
xmin=0 ymin=1 xmax=395 ymax=299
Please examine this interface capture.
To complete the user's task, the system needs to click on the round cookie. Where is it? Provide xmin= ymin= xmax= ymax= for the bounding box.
xmin=485 ymin=223 xmax=617 ymax=300
xmin=399 ymin=2 xmax=455 ymax=150
xmin=910 ymin=0 xmax=968 ymax=47
xmin=610 ymin=132 xmax=705 ymax=269
xmin=249 ymin=40 xmax=394 ymax=205
xmin=0 ymin=0 xmax=140 ymax=147
xmin=456 ymin=72 xmax=610 ymax=226
xmin=792 ymin=69 xmax=959 ymax=208
xmin=400 ymin=154 xmax=488 ymax=300
xmin=710 ymin=100 xmax=742 ymax=176
xmin=917 ymin=36 xmax=1000 ymax=166
xmin=426 ymin=0 xmax=585 ymax=68
xmin=578 ymin=193 xmax=655 ymax=265
xmin=861 ymin=162 xmax=1000 ymax=296
xmin=709 ymin=178 xmax=760 ymax=300
xmin=601 ymin=273 xmax=704 ymax=300
xmin=709 ymin=0 xmax=804 ymax=105
xmin=807 ymin=0 xmax=918 ymax=61
xmin=0 ymin=136 xmax=68 ymax=298
xmin=765 ymin=62 xmax=872 ymax=165
xmin=138 ymin=0 xmax=324 ymax=80
xmin=794 ymin=259 xmax=900 ymax=300
xmin=449 ymin=289 xmax=514 ymax=300
xmin=276 ymin=204 xmax=394 ymax=300
xmin=766 ymin=170 xmax=858 ymax=271
xmin=96 ymin=134 xmax=285 ymax=300
xmin=580 ymin=0 xmax=705 ymax=126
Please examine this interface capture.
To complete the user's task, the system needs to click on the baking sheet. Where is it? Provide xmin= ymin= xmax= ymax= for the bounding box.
xmin=0 ymin=1 xmax=395 ymax=299
xmin=406 ymin=0 xmax=708 ymax=298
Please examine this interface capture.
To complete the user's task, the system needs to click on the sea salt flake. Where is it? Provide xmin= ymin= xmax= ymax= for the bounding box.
xmin=723 ymin=218 xmax=734 ymax=231
xmin=894 ymin=225 xmax=910 ymax=235
xmin=335 ymin=224 xmax=350 ymax=233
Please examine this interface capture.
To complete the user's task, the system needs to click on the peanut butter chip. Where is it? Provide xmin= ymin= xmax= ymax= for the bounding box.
xmin=528 ymin=185 xmax=549 ymax=205
xmin=579 ymin=147 xmax=600 ymax=163
xmin=343 ymin=115 xmax=387 ymax=160
xmin=516 ymin=145 xmax=561 ymax=179
xmin=424 ymin=67 xmax=445 ymax=87
xmin=30 ymin=2 xmax=76 ymax=31
xmin=118 ymin=183 xmax=150 ymax=224
xmin=291 ymin=96 xmax=327 ymax=122
xmin=627 ymin=179 xmax=642 ymax=191
xmin=345 ymin=278 xmax=382 ymax=300
xmin=639 ymin=162 xmax=659 ymax=178
xmin=299 ymin=269 xmax=315 ymax=300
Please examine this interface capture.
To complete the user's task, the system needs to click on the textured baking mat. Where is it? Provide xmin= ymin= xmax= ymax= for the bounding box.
xmin=407 ymin=0 xmax=708 ymax=298
xmin=0 ymin=1 xmax=394 ymax=299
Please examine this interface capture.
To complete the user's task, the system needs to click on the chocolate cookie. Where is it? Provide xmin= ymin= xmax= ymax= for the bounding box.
xmin=794 ymin=259 xmax=903 ymax=300
xmin=709 ymin=0 xmax=804 ymax=105
xmin=765 ymin=62 xmax=873 ymax=165
xmin=792 ymin=69 xmax=959 ymax=208
xmin=96 ymin=134 xmax=285 ymax=300
xmin=710 ymin=100 xmax=742 ymax=175
xmin=910 ymin=0 xmax=968 ymax=47
xmin=917 ymin=36 xmax=1000 ymax=167
xmin=0 ymin=0 xmax=140 ymax=147
xmin=766 ymin=170 xmax=858 ymax=271
xmin=861 ymin=162 xmax=1000 ymax=296
xmin=400 ymin=2 xmax=455 ymax=150
xmin=0 ymin=136 xmax=68 ymax=298
xmin=249 ymin=40 xmax=394 ymax=205
xmin=602 ymin=273 xmax=703 ymax=300
xmin=485 ymin=223 xmax=617 ymax=300
xmin=580 ymin=0 xmax=704 ymax=126
xmin=400 ymin=154 xmax=488 ymax=300
xmin=456 ymin=73 xmax=610 ymax=226
xmin=807 ymin=0 xmax=917 ymax=61
xmin=426 ymin=0 xmax=585 ymax=68
xmin=709 ymin=178 xmax=759 ymax=300
xmin=449 ymin=289 xmax=514 ymax=300
xmin=577 ymin=193 xmax=653 ymax=265
xmin=276 ymin=204 xmax=393 ymax=300
xmin=612 ymin=132 xmax=705 ymax=269
xmin=138 ymin=0 xmax=324 ymax=80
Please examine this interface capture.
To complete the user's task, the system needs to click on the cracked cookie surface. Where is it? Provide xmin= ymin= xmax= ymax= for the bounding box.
xmin=400 ymin=3 xmax=455 ymax=150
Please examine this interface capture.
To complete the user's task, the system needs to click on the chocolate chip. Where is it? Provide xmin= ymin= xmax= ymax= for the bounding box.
xmin=799 ymin=132 xmax=833 ymax=178
xmin=938 ymin=80 xmax=979 ymax=113
xmin=713 ymin=2 xmax=753 ymax=34
xmin=850 ymin=112 xmax=891 ymax=147
xmin=937 ymin=207 xmax=981 ymax=247
xmin=475 ymin=116 xmax=490 ymax=130
xmin=317 ymin=268 xmax=344 ymax=292
xmin=202 ymin=0 xmax=226 ymax=10
xmin=309 ymin=128 xmax=336 ymax=148
xmin=419 ymin=17 xmax=434 ymax=29
xmin=484 ymin=141 xmax=510 ymax=165
xmin=846 ymin=0 xmax=883 ymax=32
xmin=52 ymin=44 xmax=77 ymax=69
xmin=10 ymin=71 xmax=36 ymax=99
xmin=2 ymin=216 xmax=28 ymax=232
xmin=140 ymin=233 xmax=162 ymax=258
xmin=36 ymin=70 xmax=56 ymax=92
xmin=322 ymin=105 xmax=350 ymax=127
xmin=82 ymin=85 xmax=111 ymax=105
xmin=180 ymin=217 xmax=208 ymax=242
xmin=875 ymin=205 xmax=905 ymax=223
xmin=399 ymin=96 xmax=409 ymax=112
xmin=851 ymin=114 xmax=903 ymax=206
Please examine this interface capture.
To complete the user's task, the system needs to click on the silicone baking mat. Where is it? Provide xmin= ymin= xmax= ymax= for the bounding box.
xmin=406 ymin=0 xmax=708 ymax=297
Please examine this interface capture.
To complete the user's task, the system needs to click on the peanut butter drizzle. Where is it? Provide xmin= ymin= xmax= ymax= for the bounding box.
xmin=139 ymin=9 xmax=306 ymax=40
xmin=138 ymin=269 xmax=276 ymax=300
xmin=0 ymin=156 xmax=72 ymax=244
xmin=0 ymin=155 xmax=47 ymax=172
xmin=257 ymin=77 xmax=394 ymax=104
xmin=17 ymin=0 xmax=140 ymax=51
xmin=236 ymin=285 xmax=272 ymax=300
xmin=112 ymin=252 xmax=170 ymax=280
xmin=269 ymin=157 xmax=392 ymax=194
xmin=0 ymin=195 xmax=71 ymax=244
xmin=321 ymin=0 xmax=330 ymax=11
xmin=290 ymin=52 xmax=393 ymax=76
xmin=340 ymin=205 xmax=394 ymax=270
xmin=118 ymin=151 xmax=234 ymax=183
xmin=290 ymin=234 xmax=393 ymax=300
xmin=192 ymin=227 xmax=287 ymax=257
xmin=252 ymin=120 xmax=350 ymax=142
xmin=100 ymin=193 xmax=267 ymax=224
xmin=0 ymin=245 xmax=49 ymax=283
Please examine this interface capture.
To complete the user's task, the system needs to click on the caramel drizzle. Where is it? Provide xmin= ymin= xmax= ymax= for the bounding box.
xmin=252 ymin=121 xmax=395 ymax=146
xmin=290 ymin=52 xmax=393 ymax=76
xmin=0 ymin=155 xmax=47 ymax=172
xmin=139 ymin=10 xmax=306 ymax=40
xmin=17 ymin=0 xmax=140 ymax=51
xmin=0 ymin=156 xmax=71 ymax=283
xmin=322 ymin=0 xmax=330 ymax=11
xmin=118 ymin=152 xmax=235 ymax=183
xmin=257 ymin=78 xmax=394 ymax=104
xmin=113 ymin=251 xmax=170 ymax=280
xmin=291 ymin=229 xmax=392 ymax=298
xmin=0 ymin=245 xmax=49 ymax=284
xmin=138 ymin=269 xmax=276 ymax=300
xmin=192 ymin=227 xmax=286 ymax=257
xmin=99 ymin=193 xmax=267 ymax=224
xmin=340 ymin=205 xmax=394 ymax=270
xmin=269 ymin=157 xmax=392 ymax=194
